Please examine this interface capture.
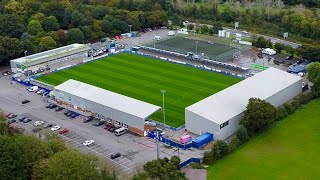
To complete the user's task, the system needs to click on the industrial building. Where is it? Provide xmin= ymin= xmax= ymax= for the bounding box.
xmin=185 ymin=68 xmax=302 ymax=140
xmin=53 ymin=79 xmax=161 ymax=135
xmin=10 ymin=44 xmax=91 ymax=74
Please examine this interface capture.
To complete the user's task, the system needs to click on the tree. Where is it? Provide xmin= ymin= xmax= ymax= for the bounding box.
xmin=27 ymin=20 xmax=44 ymax=36
xmin=132 ymin=172 xmax=150 ymax=180
xmin=101 ymin=20 xmax=113 ymax=35
xmin=187 ymin=23 xmax=194 ymax=30
xmin=274 ymin=43 xmax=285 ymax=53
xmin=0 ymin=136 xmax=26 ymax=180
xmin=212 ymin=140 xmax=229 ymax=159
xmin=67 ymin=28 xmax=84 ymax=44
xmin=211 ymin=22 xmax=223 ymax=34
xmin=236 ymin=126 xmax=249 ymax=143
xmin=4 ymin=0 xmax=26 ymax=17
xmin=0 ymin=36 xmax=23 ymax=64
xmin=241 ymin=98 xmax=278 ymax=135
xmin=142 ymin=156 xmax=186 ymax=180
xmin=307 ymin=62 xmax=320 ymax=97
xmin=111 ymin=19 xmax=128 ymax=34
xmin=0 ymin=14 xmax=26 ymax=38
xmin=201 ymin=25 xmax=209 ymax=34
xmin=298 ymin=45 xmax=320 ymax=62
xmin=32 ymin=150 xmax=100 ymax=180
xmin=255 ymin=36 xmax=268 ymax=48
xmin=39 ymin=36 xmax=57 ymax=51
xmin=228 ymin=136 xmax=240 ymax=152
xmin=42 ymin=16 xmax=60 ymax=32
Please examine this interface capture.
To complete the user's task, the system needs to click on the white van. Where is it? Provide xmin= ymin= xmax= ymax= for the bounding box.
xmin=168 ymin=31 xmax=175 ymax=36
xmin=153 ymin=36 xmax=161 ymax=41
xmin=262 ymin=48 xmax=276 ymax=56
xmin=114 ymin=127 xmax=128 ymax=136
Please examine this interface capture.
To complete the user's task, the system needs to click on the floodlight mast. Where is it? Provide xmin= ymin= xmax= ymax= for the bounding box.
xmin=160 ymin=89 xmax=166 ymax=125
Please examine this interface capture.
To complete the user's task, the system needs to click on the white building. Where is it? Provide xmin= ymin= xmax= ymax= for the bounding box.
xmin=185 ymin=68 xmax=302 ymax=140
xmin=53 ymin=79 xmax=161 ymax=135
xmin=10 ymin=44 xmax=91 ymax=73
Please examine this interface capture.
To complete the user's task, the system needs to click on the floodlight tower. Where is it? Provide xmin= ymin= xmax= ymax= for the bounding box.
xmin=160 ymin=89 xmax=166 ymax=125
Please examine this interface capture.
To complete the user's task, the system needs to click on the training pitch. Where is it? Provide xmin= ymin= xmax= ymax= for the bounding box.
xmin=207 ymin=99 xmax=320 ymax=179
xmin=150 ymin=36 xmax=235 ymax=57
xmin=37 ymin=53 xmax=240 ymax=127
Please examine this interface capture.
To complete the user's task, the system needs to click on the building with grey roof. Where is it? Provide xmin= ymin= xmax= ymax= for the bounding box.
xmin=185 ymin=68 xmax=302 ymax=140
xmin=53 ymin=79 xmax=161 ymax=135
xmin=10 ymin=44 xmax=90 ymax=73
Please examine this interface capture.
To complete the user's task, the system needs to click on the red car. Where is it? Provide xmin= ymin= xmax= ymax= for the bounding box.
xmin=5 ymin=113 xmax=12 ymax=118
xmin=59 ymin=128 xmax=70 ymax=135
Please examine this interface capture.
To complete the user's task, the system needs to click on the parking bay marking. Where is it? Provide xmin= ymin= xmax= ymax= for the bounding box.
xmin=63 ymin=135 xmax=134 ymax=174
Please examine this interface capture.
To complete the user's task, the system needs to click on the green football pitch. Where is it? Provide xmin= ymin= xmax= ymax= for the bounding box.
xmin=37 ymin=53 xmax=240 ymax=127
xmin=207 ymin=99 xmax=320 ymax=179
xmin=151 ymin=36 xmax=235 ymax=57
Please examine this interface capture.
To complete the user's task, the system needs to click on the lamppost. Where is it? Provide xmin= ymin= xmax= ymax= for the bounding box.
xmin=160 ymin=89 xmax=166 ymax=125
xmin=195 ymin=41 xmax=198 ymax=55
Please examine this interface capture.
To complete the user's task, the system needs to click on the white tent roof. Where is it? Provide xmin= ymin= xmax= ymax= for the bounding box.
xmin=186 ymin=68 xmax=301 ymax=124
xmin=55 ymin=79 xmax=161 ymax=119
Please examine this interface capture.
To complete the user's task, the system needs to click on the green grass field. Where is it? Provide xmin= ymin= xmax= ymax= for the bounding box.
xmin=207 ymin=99 xmax=320 ymax=179
xmin=37 ymin=53 xmax=240 ymax=127
xmin=151 ymin=36 xmax=234 ymax=57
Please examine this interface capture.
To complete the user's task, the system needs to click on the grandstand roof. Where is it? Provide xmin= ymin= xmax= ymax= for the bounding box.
xmin=11 ymin=44 xmax=90 ymax=65
xmin=55 ymin=79 xmax=161 ymax=119
xmin=186 ymin=68 xmax=301 ymax=124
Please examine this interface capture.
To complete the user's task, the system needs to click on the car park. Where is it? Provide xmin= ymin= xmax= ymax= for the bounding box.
xmin=59 ymin=128 xmax=70 ymax=135
xmin=55 ymin=107 xmax=64 ymax=112
xmin=93 ymin=121 xmax=105 ymax=127
xmin=22 ymin=100 xmax=30 ymax=104
xmin=83 ymin=116 xmax=93 ymax=123
xmin=110 ymin=152 xmax=121 ymax=159
xmin=34 ymin=121 xmax=44 ymax=126
xmin=43 ymin=123 xmax=53 ymax=128
xmin=23 ymin=118 xmax=32 ymax=123
xmin=51 ymin=125 xmax=61 ymax=131
xmin=83 ymin=140 xmax=95 ymax=146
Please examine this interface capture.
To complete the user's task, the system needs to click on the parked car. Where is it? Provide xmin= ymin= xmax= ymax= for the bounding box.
xmin=51 ymin=125 xmax=61 ymax=131
xmin=83 ymin=116 xmax=93 ymax=123
xmin=109 ymin=127 xmax=117 ymax=132
xmin=43 ymin=91 xmax=49 ymax=96
xmin=18 ymin=117 xmax=27 ymax=122
xmin=59 ymin=128 xmax=70 ymax=135
xmin=48 ymin=104 xmax=57 ymax=109
xmin=110 ymin=152 xmax=121 ymax=159
xmin=66 ymin=111 xmax=73 ymax=117
xmin=93 ymin=121 xmax=105 ymax=127
xmin=55 ymin=107 xmax=64 ymax=112
xmin=46 ymin=103 xmax=54 ymax=108
xmin=70 ymin=113 xmax=79 ymax=119
xmin=7 ymin=119 xmax=16 ymax=124
xmin=5 ymin=113 xmax=13 ymax=118
xmin=104 ymin=124 xmax=114 ymax=130
xmin=285 ymin=55 xmax=293 ymax=60
xmin=43 ymin=123 xmax=53 ymax=128
xmin=7 ymin=113 xmax=17 ymax=119
xmin=64 ymin=110 xmax=70 ymax=115
xmin=83 ymin=140 xmax=94 ymax=146
xmin=37 ymin=89 xmax=45 ymax=94
xmin=22 ymin=100 xmax=30 ymax=104
xmin=23 ymin=118 xmax=32 ymax=123
xmin=34 ymin=121 xmax=44 ymax=126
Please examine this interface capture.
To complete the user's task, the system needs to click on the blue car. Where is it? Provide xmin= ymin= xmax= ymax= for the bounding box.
xmin=70 ymin=113 xmax=80 ymax=119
